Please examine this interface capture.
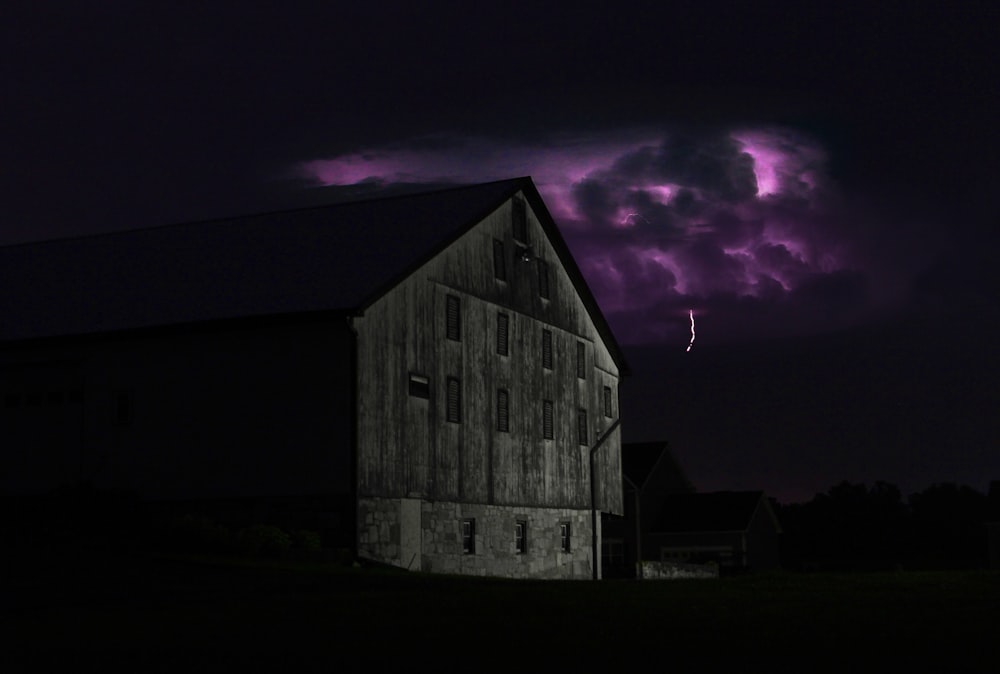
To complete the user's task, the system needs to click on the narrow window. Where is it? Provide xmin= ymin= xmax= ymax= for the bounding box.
xmin=577 ymin=408 xmax=588 ymax=446
xmin=497 ymin=312 xmax=509 ymax=356
xmin=447 ymin=377 xmax=461 ymax=423
xmin=497 ymin=388 xmax=509 ymax=432
xmin=493 ymin=239 xmax=506 ymax=281
xmin=515 ymin=520 xmax=527 ymax=554
xmin=463 ymin=518 xmax=476 ymax=554
xmin=538 ymin=259 xmax=550 ymax=299
xmin=542 ymin=330 xmax=553 ymax=370
xmin=560 ymin=522 xmax=571 ymax=552
xmin=408 ymin=373 xmax=430 ymax=399
xmin=513 ymin=198 xmax=528 ymax=243
xmin=576 ymin=341 xmax=586 ymax=379
xmin=603 ymin=385 xmax=613 ymax=418
xmin=542 ymin=400 xmax=554 ymax=440
xmin=446 ymin=294 xmax=460 ymax=341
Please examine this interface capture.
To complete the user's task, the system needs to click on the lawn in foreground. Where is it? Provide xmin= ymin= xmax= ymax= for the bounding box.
xmin=5 ymin=552 xmax=998 ymax=672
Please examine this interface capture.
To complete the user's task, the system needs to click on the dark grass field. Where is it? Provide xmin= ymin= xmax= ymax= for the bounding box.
xmin=5 ymin=550 xmax=999 ymax=672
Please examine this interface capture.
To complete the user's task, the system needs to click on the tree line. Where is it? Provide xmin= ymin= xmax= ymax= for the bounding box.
xmin=773 ymin=481 xmax=999 ymax=571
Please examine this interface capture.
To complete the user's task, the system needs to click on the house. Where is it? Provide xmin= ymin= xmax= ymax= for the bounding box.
xmin=601 ymin=440 xmax=694 ymax=577
xmin=602 ymin=442 xmax=781 ymax=576
xmin=0 ymin=177 xmax=627 ymax=578
xmin=647 ymin=491 xmax=782 ymax=573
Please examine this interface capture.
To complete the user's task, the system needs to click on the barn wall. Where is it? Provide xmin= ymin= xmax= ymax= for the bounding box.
xmin=355 ymin=192 xmax=623 ymax=517
xmin=0 ymin=317 xmax=355 ymax=503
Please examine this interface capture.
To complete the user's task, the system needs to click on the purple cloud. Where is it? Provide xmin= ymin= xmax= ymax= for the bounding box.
xmin=296 ymin=127 xmax=880 ymax=346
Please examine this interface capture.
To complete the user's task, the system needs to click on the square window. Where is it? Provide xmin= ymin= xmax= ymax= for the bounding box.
xmin=446 ymin=295 xmax=461 ymax=341
xmin=560 ymin=522 xmax=571 ymax=552
xmin=497 ymin=388 xmax=509 ymax=432
xmin=493 ymin=239 xmax=507 ymax=282
xmin=463 ymin=518 xmax=476 ymax=554
xmin=515 ymin=520 xmax=527 ymax=554
xmin=408 ymin=373 xmax=430 ymax=399
xmin=447 ymin=377 xmax=461 ymax=423
xmin=542 ymin=330 xmax=553 ymax=370
xmin=497 ymin=312 xmax=509 ymax=356
xmin=577 ymin=408 xmax=588 ymax=446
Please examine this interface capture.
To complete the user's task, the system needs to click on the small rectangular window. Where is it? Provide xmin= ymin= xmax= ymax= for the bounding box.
xmin=447 ymin=377 xmax=461 ymax=423
xmin=542 ymin=330 xmax=553 ymax=370
xmin=515 ymin=520 xmax=527 ymax=554
xmin=513 ymin=198 xmax=528 ymax=243
xmin=543 ymin=400 xmax=554 ymax=440
xmin=493 ymin=239 xmax=507 ymax=281
xmin=497 ymin=312 xmax=509 ymax=356
xmin=446 ymin=295 xmax=461 ymax=341
xmin=409 ymin=373 xmax=430 ymax=399
xmin=497 ymin=388 xmax=509 ymax=433
xmin=603 ymin=385 xmax=613 ymax=418
xmin=463 ymin=518 xmax=476 ymax=554
xmin=538 ymin=259 xmax=550 ymax=299
xmin=560 ymin=522 xmax=571 ymax=552
xmin=578 ymin=408 xmax=588 ymax=446
xmin=576 ymin=342 xmax=586 ymax=379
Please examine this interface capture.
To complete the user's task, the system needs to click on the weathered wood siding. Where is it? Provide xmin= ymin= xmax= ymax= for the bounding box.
xmin=356 ymin=193 xmax=623 ymax=514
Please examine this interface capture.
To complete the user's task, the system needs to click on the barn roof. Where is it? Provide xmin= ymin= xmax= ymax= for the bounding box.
xmin=650 ymin=491 xmax=780 ymax=534
xmin=0 ymin=177 xmax=628 ymax=372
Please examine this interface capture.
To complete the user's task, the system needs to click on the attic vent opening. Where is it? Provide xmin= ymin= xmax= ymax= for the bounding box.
xmin=497 ymin=312 xmax=509 ymax=356
xmin=493 ymin=239 xmax=507 ymax=281
xmin=538 ymin=259 xmax=550 ymax=299
xmin=497 ymin=388 xmax=509 ymax=432
xmin=512 ymin=197 xmax=528 ymax=243
xmin=446 ymin=295 xmax=461 ymax=341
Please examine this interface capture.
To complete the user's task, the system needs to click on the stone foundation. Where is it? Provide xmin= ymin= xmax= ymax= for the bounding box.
xmin=358 ymin=496 xmax=595 ymax=579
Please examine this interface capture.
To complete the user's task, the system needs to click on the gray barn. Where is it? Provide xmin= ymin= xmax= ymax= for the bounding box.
xmin=1 ymin=177 xmax=627 ymax=578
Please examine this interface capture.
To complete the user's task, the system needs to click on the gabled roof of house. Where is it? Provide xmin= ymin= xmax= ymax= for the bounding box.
xmin=0 ymin=177 xmax=628 ymax=372
xmin=650 ymin=491 xmax=781 ymax=534
xmin=622 ymin=441 xmax=692 ymax=492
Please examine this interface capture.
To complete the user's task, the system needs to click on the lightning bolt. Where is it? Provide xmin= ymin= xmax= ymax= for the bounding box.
xmin=686 ymin=309 xmax=695 ymax=352
xmin=620 ymin=212 xmax=649 ymax=226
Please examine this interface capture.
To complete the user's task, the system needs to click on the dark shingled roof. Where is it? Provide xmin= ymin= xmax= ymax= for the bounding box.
xmin=0 ymin=177 xmax=628 ymax=372
xmin=651 ymin=491 xmax=775 ymax=533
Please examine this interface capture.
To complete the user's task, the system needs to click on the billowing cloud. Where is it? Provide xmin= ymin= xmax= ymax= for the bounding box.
xmin=296 ymin=127 xmax=880 ymax=346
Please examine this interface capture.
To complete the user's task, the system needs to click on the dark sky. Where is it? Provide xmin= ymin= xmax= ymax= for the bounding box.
xmin=4 ymin=1 xmax=998 ymax=502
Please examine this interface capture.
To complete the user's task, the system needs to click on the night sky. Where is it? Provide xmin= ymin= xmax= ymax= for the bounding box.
xmin=4 ymin=2 xmax=998 ymax=502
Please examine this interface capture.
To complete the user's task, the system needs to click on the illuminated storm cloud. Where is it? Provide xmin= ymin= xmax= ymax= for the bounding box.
xmin=297 ymin=128 xmax=867 ymax=345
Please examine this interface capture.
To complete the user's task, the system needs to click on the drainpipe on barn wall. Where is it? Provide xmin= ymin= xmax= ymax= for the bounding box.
xmin=590 ymin=417 xmax=621 ymax=580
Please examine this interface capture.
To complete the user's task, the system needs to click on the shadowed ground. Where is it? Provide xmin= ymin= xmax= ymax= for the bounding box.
xmin=5 ymin=550 xmax=998 ymax=672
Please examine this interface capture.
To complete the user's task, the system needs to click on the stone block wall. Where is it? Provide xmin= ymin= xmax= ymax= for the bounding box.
xmin=357 ymin=496 xmax=594 ymax=579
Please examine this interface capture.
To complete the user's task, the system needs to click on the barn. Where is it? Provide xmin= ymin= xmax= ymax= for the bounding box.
xmin=0 ymin=177 xmax=627 ymax=579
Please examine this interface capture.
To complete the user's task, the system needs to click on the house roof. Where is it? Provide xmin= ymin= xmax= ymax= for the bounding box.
xmin=650 ymin=491 xmax=781 ymax=534
xmin=0 ymin=177 xmax=628 ymax=372
xmin=622 ymin=441 xmax=693 ymax=492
